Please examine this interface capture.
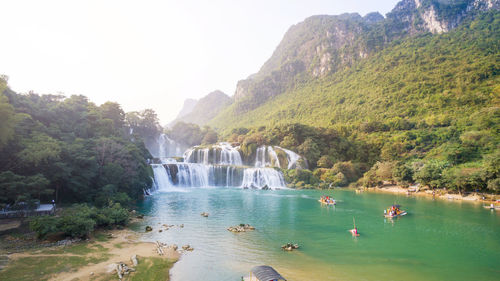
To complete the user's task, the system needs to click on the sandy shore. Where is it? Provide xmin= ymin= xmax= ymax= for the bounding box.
xmin=359 ymin=184 xmax=499 ymax=204
xmin=4 ymin=228 xmax=179 ymax=281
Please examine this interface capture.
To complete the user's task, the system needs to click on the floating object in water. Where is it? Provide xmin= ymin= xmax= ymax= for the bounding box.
xmin=384 ymin=205 xmax=407 ymax=218
xmin=201 ymin=212 xmax=209 ymax=217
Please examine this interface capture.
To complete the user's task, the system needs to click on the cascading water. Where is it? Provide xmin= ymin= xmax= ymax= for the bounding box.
xmin=184 ymin=142 xmax=242 ymax=166
xmin=254 ymin=146 xmax=281 ymax=168
xmin=151 ymin=142 xmax=303 ymax=190
xmin=158 ymin=133 xmax=185 ymax=159
xmin=276 ymin=146 xmax=302 ymax=169
xmin=151 ymin=164 xmax=174 ymax=191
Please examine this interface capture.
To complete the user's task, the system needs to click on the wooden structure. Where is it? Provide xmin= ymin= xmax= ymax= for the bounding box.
xmin=249 ymin=265 xmax=286 ymax=281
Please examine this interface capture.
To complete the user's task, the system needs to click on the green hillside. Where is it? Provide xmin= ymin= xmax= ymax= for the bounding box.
xmin=208 ymin=11 xmax=499 ymax=192
xmin=211 ymin=12 xmax=499 ymax=132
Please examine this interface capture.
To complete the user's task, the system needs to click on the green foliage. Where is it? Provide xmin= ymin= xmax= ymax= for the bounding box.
xmin=414 ymin=160 xmax=450 ymax=189
xmin=168 ymin=122 xmax=219 ymax=147
xmin=0 ymin=84 xmax=153 ymax=207
xmin=29 ymin=203 xmax=130 ymax=239
xmin=211 ymin=12 xmax=499 ymax=193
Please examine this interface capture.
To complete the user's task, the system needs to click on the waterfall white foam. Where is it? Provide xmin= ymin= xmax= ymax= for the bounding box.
xmin=255 ymin=146 xmax=280 ymax=168
xmin=276 ymin=146 xmax=301 ymax=169
xmin=150 ymin=142 xmax=301 ymax=190
xmin=184 ymin=142 xmax=242 ymax=166
xmin=241 ymin=168 xmax=286 ymax=189
xmin=152 ymin=164 xmax=174 ymax=191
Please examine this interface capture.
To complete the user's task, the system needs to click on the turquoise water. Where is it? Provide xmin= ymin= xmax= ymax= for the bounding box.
xmin=136 ymin=188 xmax=500 ymax=281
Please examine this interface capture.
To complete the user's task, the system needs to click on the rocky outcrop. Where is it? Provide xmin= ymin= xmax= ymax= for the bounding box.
xmin=227 ymin=224 xmax=255 ymax=232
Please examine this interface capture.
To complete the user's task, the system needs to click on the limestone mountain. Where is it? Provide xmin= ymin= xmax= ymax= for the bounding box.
xmin=172 ymin=90 xmax=232 ymax=126
xmin=207 ymin=0 xmax=499 ymax=130
xmin=176 ymin=98 xmax=197 ymax=119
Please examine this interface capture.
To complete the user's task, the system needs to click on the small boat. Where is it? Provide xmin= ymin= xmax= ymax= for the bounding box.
xmin=384 ymin=205 xmax=407 ymax=218
xmin=350 ymin=217 xmax=359 ymax=237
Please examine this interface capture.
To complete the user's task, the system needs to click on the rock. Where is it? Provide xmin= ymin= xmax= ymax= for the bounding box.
xmin=182 ymin=244 xmax=194 ymax=251
xmin=262 ymin=185 xmax=270 ymax=190
xmin=90 ymin=272 xmax=94 ymax=276
xmin=201 ymin=212 xmax=209 ymax=217
xmin=159 ymin=229 xmax=162 ymax=232
xmin=227 ymin=224 xmax=255 ymax=232
xmin=106 ymin=263 xmax=118 ymax=273
xmin=136 ymin=214 xmax=144 ymax=219
xmin=131 ymin=254 xmax=138 ymax=266
xmin=145 ymin=226 xmax=153 ymax=232
xmin=179 ymin=224 xmax=184 ymax=228
xmin=281 ymin=243 xmax=300 ymax=251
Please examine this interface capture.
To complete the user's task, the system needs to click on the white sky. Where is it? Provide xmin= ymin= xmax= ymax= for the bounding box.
xmin=0 ymin=0 xmax=399 ymax=124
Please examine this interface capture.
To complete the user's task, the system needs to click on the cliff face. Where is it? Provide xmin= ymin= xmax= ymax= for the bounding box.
xmin=230 ymin=0 xmax=499 ymax=113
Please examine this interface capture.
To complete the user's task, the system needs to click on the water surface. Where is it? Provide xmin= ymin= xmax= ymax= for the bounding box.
xmin=136 ymin=189 xmax=500 ymax=281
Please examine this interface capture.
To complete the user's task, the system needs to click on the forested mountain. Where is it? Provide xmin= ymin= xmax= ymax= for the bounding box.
xmin=0 ymin=77 xmax=162 ymax=208
xmin=201 ymin=0 xmax=499 ymax=192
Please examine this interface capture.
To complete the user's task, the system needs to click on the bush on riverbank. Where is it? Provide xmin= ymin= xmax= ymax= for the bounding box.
xmin=29 ymin=203 xmax=129 ymax=239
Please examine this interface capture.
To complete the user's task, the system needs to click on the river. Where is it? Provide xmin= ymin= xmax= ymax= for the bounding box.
xmin=135 ymin=188 xmax=500 ymax=281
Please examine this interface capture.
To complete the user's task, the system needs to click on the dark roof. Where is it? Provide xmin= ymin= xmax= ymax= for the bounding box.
xmin=251 ymin=265 xmax=286 ymax=281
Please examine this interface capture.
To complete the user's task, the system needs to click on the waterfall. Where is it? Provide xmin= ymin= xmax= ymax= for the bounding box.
xmin=184 ymin=142 xmax=242 ymax=166
xmin=158 ymin=133 xmax=185 ymax=158
xmin=150 ymin=142 xmax=303 ymax=190
xmin=276 ymin=146 xmax=301 ymax=169
xmin=241 ymin=168 xmax=286 ymax=189
xmin=255 ymin=146 xmax=280 ymax=168
xmin=152 ymin=164 xmax=174 ymax=191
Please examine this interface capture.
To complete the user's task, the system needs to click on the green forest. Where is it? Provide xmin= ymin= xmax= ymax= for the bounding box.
xmin=0 ymin=77 xmax=165 ymax=237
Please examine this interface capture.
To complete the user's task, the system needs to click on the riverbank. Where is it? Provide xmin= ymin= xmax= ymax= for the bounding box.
xmin=0 ymin=224 xmax=179 ymax=281
xmin=359 ymin=184 xmax=499 ymax=204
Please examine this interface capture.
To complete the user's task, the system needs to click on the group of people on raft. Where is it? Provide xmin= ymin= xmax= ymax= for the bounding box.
xmin=385 ymin=205 xmax=404 ymax=217
xmin=319 ymin=195 xmax=336 ymax=205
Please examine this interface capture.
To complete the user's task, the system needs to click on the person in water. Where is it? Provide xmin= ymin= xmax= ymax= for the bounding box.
xmin=353 ymin=227 xmax=358 ymax=235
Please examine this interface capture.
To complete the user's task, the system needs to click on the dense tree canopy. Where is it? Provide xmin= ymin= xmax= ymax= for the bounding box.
xmin=0 ymin=78 xmax=154 ymax=209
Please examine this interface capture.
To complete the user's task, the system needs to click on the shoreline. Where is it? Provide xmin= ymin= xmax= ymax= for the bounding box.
xmin=0 ymin=226 xmax=179 ymax=281
xmin=356 ymin=184 xmax=499 ymax=205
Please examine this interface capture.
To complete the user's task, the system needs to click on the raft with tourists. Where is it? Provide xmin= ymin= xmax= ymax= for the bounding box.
xmin=384 ymin=205 xmax=407 ymax=218
xmin=318 ymin=195 xmax=336 ymax=205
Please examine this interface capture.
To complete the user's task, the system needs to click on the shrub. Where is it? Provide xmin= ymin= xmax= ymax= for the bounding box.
xmin=30 ymin=216 xmax=60 ymax=239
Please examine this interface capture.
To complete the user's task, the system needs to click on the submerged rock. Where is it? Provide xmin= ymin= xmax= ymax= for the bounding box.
xmin=182 ymin=244 xmax=194 ymax=251
xmin=145 ymin=226 xmax=153 ymax=232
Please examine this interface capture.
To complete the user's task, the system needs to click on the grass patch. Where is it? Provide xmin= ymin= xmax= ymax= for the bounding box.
xmin=93 ymin=232 xmax=110 ymax=242
xmin=1 ymin=256 xmax=93 ymax=281
xmin=128 ymin=257 xmax=176 ymax=281
xmin=38 ymin=242 xmax=109 ymax=255
xmin=113 ymin=242 xmax=123 ymax=248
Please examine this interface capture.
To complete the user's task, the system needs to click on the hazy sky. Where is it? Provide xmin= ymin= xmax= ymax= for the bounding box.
xmin=0 ymin=0 xmax=400 ymax=124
